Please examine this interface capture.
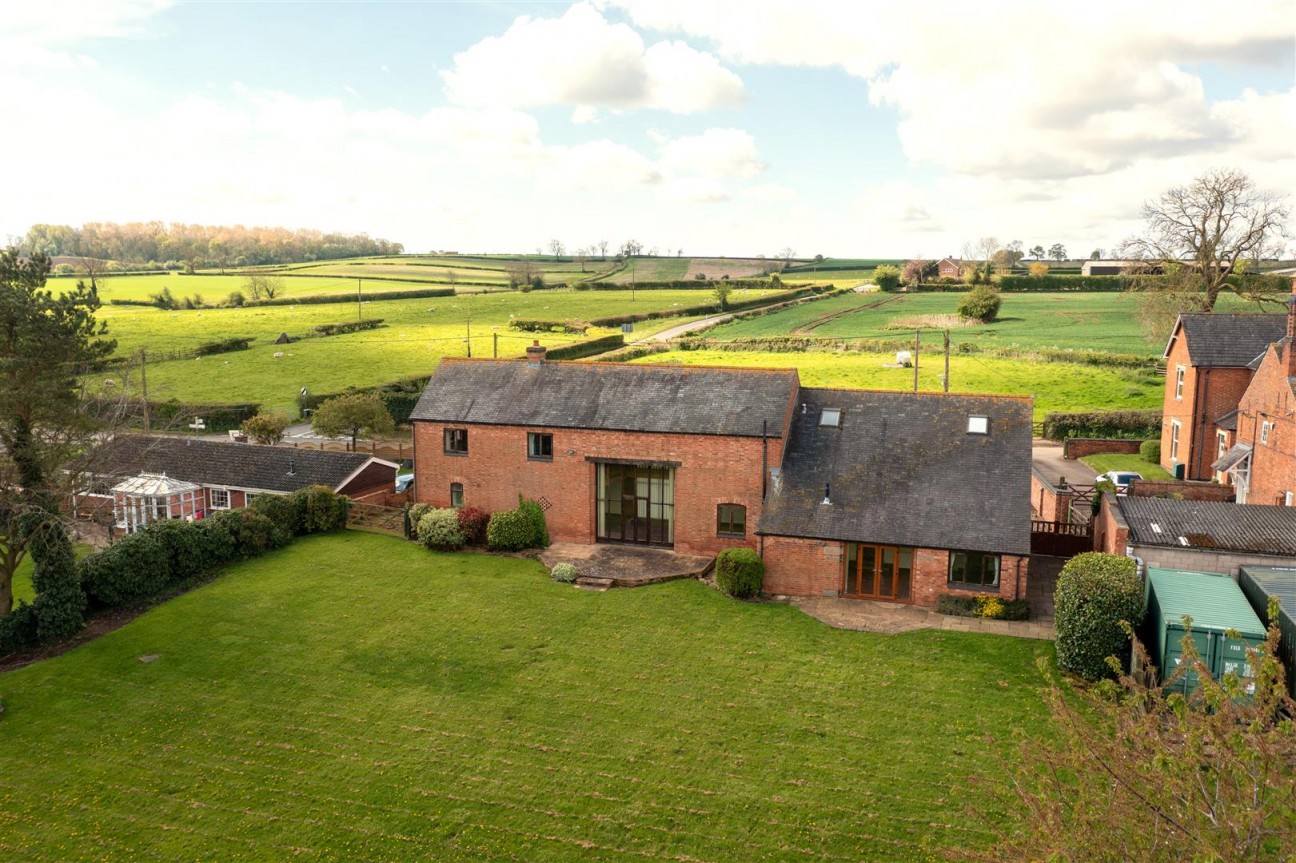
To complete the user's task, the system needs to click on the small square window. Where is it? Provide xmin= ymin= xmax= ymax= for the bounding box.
xmin=717 ymin=504 xmax=746 ymax=537
xmin=450 ymin=482 xmax=464 ymax=508
xmin=967 ymin=415 xmax=989 ymax=435
xmin=819 ymin=408 xmax=841 ymax=427
xmin=527 ymin=432 xmax=553 ymax=460
xmin=444 ymin=428 xmax=468 ymax=454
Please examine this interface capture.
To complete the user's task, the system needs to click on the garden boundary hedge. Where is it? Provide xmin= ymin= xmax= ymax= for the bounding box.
xmin=1041 ymin=409 xmax=1162 ymax=441
xmin=545 ymin=334 xmax=625 ymax=360
xmin=583 ymin=279 xmax=773 ymax=290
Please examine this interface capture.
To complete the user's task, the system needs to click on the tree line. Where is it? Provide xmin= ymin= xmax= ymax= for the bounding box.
xmin=15 ymin=222 xmax=404 ymax=269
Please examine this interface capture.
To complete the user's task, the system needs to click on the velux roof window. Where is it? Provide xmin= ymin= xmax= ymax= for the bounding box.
xmin=967 ymin=415 xmax=989 ymax=435
xmin=820 ymin=408 xmax=841 ymax=428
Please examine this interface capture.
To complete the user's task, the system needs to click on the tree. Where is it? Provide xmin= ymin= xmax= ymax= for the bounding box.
xmin=573 ymin=249 xmax=588 ymax=273
xmin=75 ymin=256 xmax=109 ymax=290
xmin=1048 ymin=243 xmax=1067 ymax=262
xmin=547 ymin=239 xmax=565 ymax=260
xmin=1119 ymin=168 xmax=1291 ymax=311
xmin=1090 ymin=248 xmax=1104 ymax=259
xmin=0 ymin=250 xmax=116 ymax=619
xmin=243 ymin=273 xmax=284 ymax=301
xmin=597 ymin=239 xmax=609 ymax=260
xmin=902 ymin=259 xmax=936 ymax=284
xmin=619 ymin=239 xmax=643 ymax=258
xmin=1028 ymin=244 xmax=1046 ymax=260
xmin=712 ymin=282 xmax=733 ymax=310
xmin=872 ymin=265 xmax=903 ymax=292
xmin=991 ymin=242 xmax=1024 ymax=271
xmin=506 ymin=259 xmax=542 ymax=290
xmin=956 ymin=607 xmax=1296 ymax=863
xmin=309 ymin=392 xmax=394 ymax=452
xmin=778 ymin=247 xmax=797 ymax=266
xmin=956 ymin=285 xmax=1001 ymax=321
xmin=241 ymin=412 xmax=290 ymax=446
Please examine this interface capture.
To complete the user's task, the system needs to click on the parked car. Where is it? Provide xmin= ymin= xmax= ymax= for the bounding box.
xmin=1095 ymin=470 xmax=1142 ymax=494
xmin=394 ymin=474 xmax=414 ymax=493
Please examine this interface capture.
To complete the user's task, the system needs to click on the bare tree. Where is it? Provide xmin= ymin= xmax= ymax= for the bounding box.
xmin=779 ymin=247 xmax=797 ymax=266
xmin=597 ymin=240 xmax=609 ymax=260
xmin=76 ymin=256 xmax=110 ymax=290
xmin=548 ymin=239 xmax=565 ymax=260
xmin=1119 ymin=168 xmax=1291 ymax=310
xmin=242 ymin=273 xmax=285 ymax=301
xmin=573 ymin=249 xmax=588 ymax=273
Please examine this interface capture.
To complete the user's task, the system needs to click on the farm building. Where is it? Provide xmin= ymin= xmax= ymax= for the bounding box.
xmin=1160 ymin=307 xmax=1286 ymax=481
xmin=1094 ymin=495 xmax=1296 ymax=576
xmin=409 ymin=347 xmax=1033 ymax=607
xmin=76 ymin=434 xmax=398 ymax=534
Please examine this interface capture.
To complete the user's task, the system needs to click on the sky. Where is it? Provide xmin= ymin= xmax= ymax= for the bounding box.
xmin=2 ymin=0 xmax=1294 ymax=258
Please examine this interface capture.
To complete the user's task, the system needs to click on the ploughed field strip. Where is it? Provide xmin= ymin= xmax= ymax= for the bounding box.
xmin=0 ymin=533 xmax=1052 ymax=862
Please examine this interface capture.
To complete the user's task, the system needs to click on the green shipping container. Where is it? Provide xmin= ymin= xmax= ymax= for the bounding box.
xmin=1143 ymin=568 xmax=1267 ymax=695
xmin=1237 ymin=566 xmax=1296 ymax=697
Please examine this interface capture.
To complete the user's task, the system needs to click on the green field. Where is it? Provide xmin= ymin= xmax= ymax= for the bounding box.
xmin=0 ymin=532 xmax=1052 ymax=861
xmin=630 ymin=348 xmax=1164 ymax=420
xmin=702 ymin=291 xmax=1264 ymax=355
xmin=96 ymin=288 xmax=775 ymax=410
xmin=46 ymin=273 xmax=484 ymax=303
xmin=781 ymin=268 xmax=878 ymax=283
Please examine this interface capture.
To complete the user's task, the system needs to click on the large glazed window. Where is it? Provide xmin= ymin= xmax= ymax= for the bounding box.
xmin=596 ymin=463 xmax=674 ymax=545
xmin=948 ymin=552 xmax=1000 ymax=588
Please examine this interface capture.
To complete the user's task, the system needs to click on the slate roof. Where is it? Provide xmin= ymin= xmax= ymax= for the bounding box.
xmin=1118 ymin=497 xmax=1296 ymax=555
xmin=410 ymin=358 xmax=799 ymax=438
xmin=757 ymin=388 xmax=1033 ymax=555
xmin=1166 ymin=313 xmax=1285 ymax=367
xmin=88 ymin=435 xmax=386 ymax=493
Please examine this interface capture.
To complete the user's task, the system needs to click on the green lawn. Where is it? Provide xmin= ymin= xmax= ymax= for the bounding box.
xmin=631 ymin=349 xmax=1163 ymax=420
xmin=1081 ymin=453 xmax=1174 ymax=480
xmin=0 ymin=532 xmax=1053 ymax=861
xmin=704 ymin=291 xmax=1264 ymax=355
xmin=93 ymin=289 xmax=764 ymax=411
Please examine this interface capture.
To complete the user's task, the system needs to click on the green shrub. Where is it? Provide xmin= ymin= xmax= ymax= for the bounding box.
xmin=80 ymin=531 xmax=170 ymax=608
xmin=1042 ymin=409 xmax=1162 ymax=441
xmin=715 ymin=547 xmax=764 ymax=598
xmin=1139 ymin=439 xmax=1161 ymax=463
xmin=486 ymin=498 xmax=549 ymax=551
xmin=194 ymin=336 xmax=255 ymax=356
xmin=1054 ymin=553 xmax=1144 ymax=681
xmin=456 ymin=506 xmax=490 ymax=545
xmin=417 ymin=509 xmax=465 ymax=551
xmin=872 ymin=265 xmax=902 ymax=291
xmin=0 ymin=601 xmax=39 ymax=654
xmin=407 ymin=502 xmax=433 ymax=525
xmin=935 ymin=594 xmax=1030 ymax=620
xmin=214 ymin=509 xmax=289 ymax=558
xmin=290 ymin=486 xmax=348 ymax=534
xmin=551 ymin=563 xmax=577 ymax=583
xmin=28 ymin=519 xmax=86 ymax=643
xmin=957 ymin=285 xmax=1002 ymax=322
xmin=250 ymin=494 xmax=304 ymax=536
xmin=145 ymin=519 xmax=212 ymax=582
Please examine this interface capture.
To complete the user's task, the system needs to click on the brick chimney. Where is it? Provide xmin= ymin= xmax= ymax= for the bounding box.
xmin=1288 ymin=277 xmax=1296 ymax=377
xmin=526 ymin=340 xmax=546 ymax=366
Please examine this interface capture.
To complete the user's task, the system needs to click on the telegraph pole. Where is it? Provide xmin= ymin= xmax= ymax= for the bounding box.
xmin=466 ymin=314 xmax=472 ymax=358
xmin=943 ymin=329 xmax=950 ymax=392
xmin=139 ymin=348 xmax=151 ymax=431
xmin=913 ymin=330 xmax=920 ymax=393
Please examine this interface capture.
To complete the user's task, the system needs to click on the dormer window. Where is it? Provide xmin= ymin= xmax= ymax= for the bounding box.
xmin=967 ymin=415 xmax=989 ymax=435
xmin=820 ymin=408 xmax=841 ymax=427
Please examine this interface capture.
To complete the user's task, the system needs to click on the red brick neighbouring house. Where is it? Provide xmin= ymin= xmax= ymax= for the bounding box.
xmin=1214 ymin=288 xmax=1296 ymax=505
xmin=78 ymin=434 xmax=398 ymax=533
xmin=410 ymin=347 xmax=1033 ymax=607
xmin=936 ymin=257 xmax=964 ymax=279
xmin=1160 ymin=310 xmax=1285 ymax=480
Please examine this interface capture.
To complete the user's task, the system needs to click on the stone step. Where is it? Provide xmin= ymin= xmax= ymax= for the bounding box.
xmin=574 ymin=575 xmax=616 ymax=589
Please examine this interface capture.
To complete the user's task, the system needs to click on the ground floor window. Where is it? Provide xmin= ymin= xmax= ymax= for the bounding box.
xmin=843 ymin=543 xmax=913 ymax=601
xmin=209 ymin=488 xmax=230 ymax=510
xmin=527 ymin=432 xmax=553 ymax=460
xmin=450 ymin=482 xmax=464 ymax=508
xmin=716 ymin=503 xmax=746 ymax=537
xmin=949 ymin=552 xmax=1000 ymax=588
xmin=596 ymin=463 xmax=674 ymax=545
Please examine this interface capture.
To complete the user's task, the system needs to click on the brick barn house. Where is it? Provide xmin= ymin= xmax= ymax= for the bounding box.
xmin=76 ymin=434 xmax=398 ymax=533
xmin=1160 ymin=310 xmax=1285 ymax=480
xmin=409 ymin=347 xmax=1033 ymax=607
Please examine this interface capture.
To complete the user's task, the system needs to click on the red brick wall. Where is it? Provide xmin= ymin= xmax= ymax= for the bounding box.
xmin=1062 ymin=438 xmax=1143 ymax=459
xmin=1093 ymin=495 xmax=1129 ymax=555
xmin=1127 ymin=479 xmax=1235 ymax=502
xmin=762 ymin=536 xmax=1029 ymax=607
xmin=1161 ymin=332 xmax=1254 ymax=480
xmin=412 ymin=421 xmax=784 ymax=557
xmin=1030 ymin=470 xmax=1074 ymax=521
xmin=1237 ymin=343 xmax=1296 ymax=505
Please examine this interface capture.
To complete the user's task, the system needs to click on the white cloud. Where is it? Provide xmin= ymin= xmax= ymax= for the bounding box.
xmin=442 ymin=2 xmax=741 ymax=114
xmin=743 ymin=183 xmax=796 ymax=202
xmin=659 ymin=128 xmax=765 ymax=179
xmin=0 ymin=0 xmax=171 ymax=69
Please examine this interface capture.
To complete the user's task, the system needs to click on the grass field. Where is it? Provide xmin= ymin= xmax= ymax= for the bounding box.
xmin=47 ymin=273 xmax=469 ymax=303
xmin=1081 ymin=453 xmax=1174 ymax=480
xmin=781 ymin=268 xmax=878 ymax=284
xmin=96 ymin=288 xmax=774 ymax=410
xmin=630 ymin=348 xmax=1164 ymax=420
xmin=0 ymin=532 xmax=1053 ymax=861
xmin=702 ymin=290 xmax=1266 ymax=355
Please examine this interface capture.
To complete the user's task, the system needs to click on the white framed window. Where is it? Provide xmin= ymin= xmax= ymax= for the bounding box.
xmin=967 ymin=415 xmax=989 ymax=435
xmin=1217 ymin=431 xmax=1227 ymax=460
xmin=1174 ymin=366 xmax=1185 ymax=400
xmin=209 ymin=488 xmax=231 ymax=510
xmin=820 ymin=408 xmax=842 ymax=428
xmin=1285 ymin=491 xmax=1294 ymax=507
xmin=1261 ymin=421 xmax=1274 ymax=445
xmin=1169 ymin=420 xmax=1181 ymax=461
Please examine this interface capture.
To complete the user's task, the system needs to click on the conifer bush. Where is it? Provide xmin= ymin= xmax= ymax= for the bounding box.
xmin=1054 ymin=552 xmax=1144 ymax=680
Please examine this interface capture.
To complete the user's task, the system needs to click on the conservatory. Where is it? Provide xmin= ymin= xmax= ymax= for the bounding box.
xmin=111 ymin=473 xmax=203 ymax=534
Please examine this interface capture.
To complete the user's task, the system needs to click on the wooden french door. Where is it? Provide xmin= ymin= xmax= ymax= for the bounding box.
xmin=843 ymin=543 xmax=914 ymax=602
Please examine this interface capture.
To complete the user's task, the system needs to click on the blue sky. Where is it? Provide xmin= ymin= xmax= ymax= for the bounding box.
xmin=3 ymin=0 xmax=1293 ymax=257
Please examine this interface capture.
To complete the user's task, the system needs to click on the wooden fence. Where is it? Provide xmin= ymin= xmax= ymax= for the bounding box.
xmin=346 ymin=501 xmax=408 ymax=537
xmin=282 ymin=440 xmax=412 ymax=461
xmin=1030 ymin=519 xmax=1094 ymax=557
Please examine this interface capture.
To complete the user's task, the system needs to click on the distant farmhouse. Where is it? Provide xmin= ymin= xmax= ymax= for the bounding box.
xmin=409 ymin=346 xmax=1033 ymax=608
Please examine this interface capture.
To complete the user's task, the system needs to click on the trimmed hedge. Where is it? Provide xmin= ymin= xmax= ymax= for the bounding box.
xmin=997 ymin=274 xmax=1132 ymax=291
xmin=1139 ymin=439 xmax=1161 ymax=463
xmin=194 ymin=336 xmax=255 ymax=356
xmin=246 ymin=287 xmax=455 ymax=307
xmin=585 ymin=279 xmax=773 ymax=290
xmin=1041 ymin=409 xmax=1162 ymax=441
xmin=1054 ymin=552 xmax=1144 ymax=681
xmin=417 ymin=509 xmax=466 ymax=551
xmin=715 ymin=547 xmax=764 ymax=598
xmin=313 ymin=319 xmax=385 ymax=337
xmin=80 ymin=531 xmax=170 ymax=608
xmin=545 ymin=334 xmax=625 ymax=360
xmin=486 ymin=496 xmax=549 ymax=551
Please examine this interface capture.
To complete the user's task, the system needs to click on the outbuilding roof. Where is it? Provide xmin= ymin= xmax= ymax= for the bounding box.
xmin=88 ymin=434 xmax=391 ymax=494
xmin=1118 ymin=497 xmax=1296 ymax=556
xmin=410 ymin=358 xmax=799 ymax=438
xmin=1165 ymin=313 xmax=1285 ymax=367
xmin=757 ymin=388 xmax=1033 ymax=555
